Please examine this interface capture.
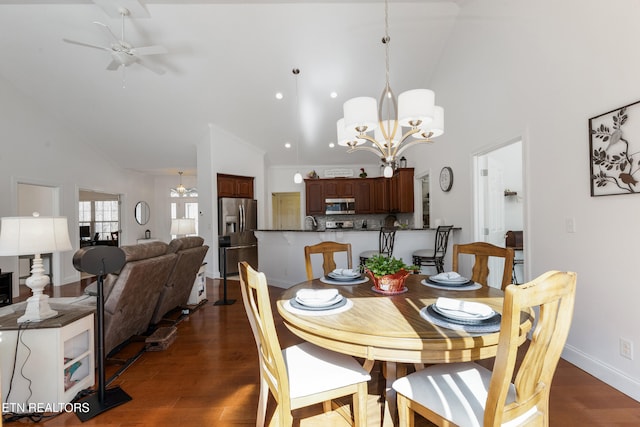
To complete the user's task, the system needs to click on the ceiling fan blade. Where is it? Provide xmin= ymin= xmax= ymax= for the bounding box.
xmin=131 ymin=45 xmax=168 ymax=56
xmin=106 ymin=59 xmax=121 ymax=71
xmin=135 ymin=57 xmax=166 ymax=75
xmin=63 ymin=38 xmax=111 ymax=52
xmin=93 ymin=21 xmax=120 ymax=43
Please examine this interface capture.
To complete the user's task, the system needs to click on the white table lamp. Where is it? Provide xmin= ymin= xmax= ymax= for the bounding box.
xmin=170 ymin=218 xmax=196 ymax=237
xmin=0 ymin=212 xmax=72 ymax=323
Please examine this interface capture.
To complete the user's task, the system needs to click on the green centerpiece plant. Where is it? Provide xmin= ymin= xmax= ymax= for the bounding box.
xmin=364 ymin=255 xmax=419 ymax=294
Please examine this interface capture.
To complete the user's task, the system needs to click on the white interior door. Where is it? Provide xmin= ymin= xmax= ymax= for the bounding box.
xmin=474 ymin=140 xmax=523 ymax=288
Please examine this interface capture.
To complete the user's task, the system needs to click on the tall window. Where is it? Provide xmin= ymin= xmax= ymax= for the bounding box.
xmin=78 ymin=196 xmax=120 ymax=241
xmin=94 ymin=201 xmax=119 ymax=238
xmin=170 ymin=200 xmax=198 ymax=239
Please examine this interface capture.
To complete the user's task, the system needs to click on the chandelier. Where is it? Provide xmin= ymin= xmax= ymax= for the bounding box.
xmin=171 ymin=171 xmax=198 ymax=197
xmin=336 ymin=0 xmax=444 ymax=178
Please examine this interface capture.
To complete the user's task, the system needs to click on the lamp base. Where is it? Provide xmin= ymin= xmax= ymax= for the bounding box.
xmin=17 ymin=294 xmax=58 ymax=323
xmin=75 ymin=386 xmax=132 ymax=422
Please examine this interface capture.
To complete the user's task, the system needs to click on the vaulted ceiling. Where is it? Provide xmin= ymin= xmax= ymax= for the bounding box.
xmin=0 ymin=0 xmax=463 ymax=174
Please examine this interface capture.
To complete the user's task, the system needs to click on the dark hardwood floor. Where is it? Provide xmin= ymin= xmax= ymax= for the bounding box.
xmin=4 ymin=278 xmax=640 ymax=426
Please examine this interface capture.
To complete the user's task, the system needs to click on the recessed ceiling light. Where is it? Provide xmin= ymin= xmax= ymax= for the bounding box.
xmin=330 ymin=91 xmax=338 ymax=99
xmin=285 ymin=142 xmax=291 ymax=148
xmin=329 ymin=142 xmax=335 ymax=148
xmin=275 ymin=92 xmax=284 ymax=100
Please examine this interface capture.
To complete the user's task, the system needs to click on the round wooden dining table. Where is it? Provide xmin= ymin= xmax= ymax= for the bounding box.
xmin=276 ymin=274 xmax=533 ymax=426
xmin=277 ymin=274 xmax=532 ymax=365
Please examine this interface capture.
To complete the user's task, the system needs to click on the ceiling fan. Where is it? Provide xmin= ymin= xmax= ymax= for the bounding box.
xmin=63 ymin=7 xmax=167 ymax=75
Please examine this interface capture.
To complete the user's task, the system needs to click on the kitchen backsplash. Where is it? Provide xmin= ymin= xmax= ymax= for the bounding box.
xmin=306 ymin=213 xmax=414 ymax=230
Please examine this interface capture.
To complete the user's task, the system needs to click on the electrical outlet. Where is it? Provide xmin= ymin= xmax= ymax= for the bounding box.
xmin=620 ymin=338 xmax=633 ymax=360
xmin=565 ymin=217 xmax=576 ymax=233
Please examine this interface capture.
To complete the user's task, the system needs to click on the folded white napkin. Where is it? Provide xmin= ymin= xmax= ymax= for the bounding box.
xmin=331 ymin=268 xmax=360 ymax=277
xmin=296 ymin=288 xmax=339 ymax=303
xmin=431 ymin=271 xmax=463 ymax=281
xmin=435 ymin=297 xmax=494 ymax=318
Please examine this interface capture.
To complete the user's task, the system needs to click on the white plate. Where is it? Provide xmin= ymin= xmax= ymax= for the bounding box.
xmin=327 ymin=273 xmax=362 ymax=281
xmin=295 ymin=294 xmax=343 ymax=308
xmin=329 ymin=269 xmax=361 ymax=279
xmin=430 ymin=276 xmax=470 ymax=284
xmin=432 ymin=299 xmax=495 ymax=321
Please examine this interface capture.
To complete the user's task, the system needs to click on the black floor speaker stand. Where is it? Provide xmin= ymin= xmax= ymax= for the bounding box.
xmin=73 ymin=247 xmax=132 ymax=422
xmin=214 ymin=246 xmax=235 ymax=306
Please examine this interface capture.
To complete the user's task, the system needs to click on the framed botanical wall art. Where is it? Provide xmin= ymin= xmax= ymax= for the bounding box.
xmin=589 ymin=99 xmax=640 ymax=196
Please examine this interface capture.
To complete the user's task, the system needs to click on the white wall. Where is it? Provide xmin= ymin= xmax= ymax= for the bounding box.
xmin=0 ymin=74 xmax=156 ymax=291
xmin=198 ymin=124 xmax=267 ymax=278
xmin=426 ymin=0 xmax=640 ymax=400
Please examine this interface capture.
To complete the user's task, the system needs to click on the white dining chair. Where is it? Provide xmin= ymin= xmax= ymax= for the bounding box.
xmin=238 ymin=261 xmax=370 ymax=427
xmin=392 ymin=270 xmax=577 ymax=427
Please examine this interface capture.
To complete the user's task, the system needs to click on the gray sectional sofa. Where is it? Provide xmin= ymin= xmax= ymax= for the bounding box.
xmin=73 ymin=237 xmax=209 ymax=355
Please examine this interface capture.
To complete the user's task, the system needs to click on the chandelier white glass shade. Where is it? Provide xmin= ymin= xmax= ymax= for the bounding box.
xmin=337 ymin=1 xmax=444 ymax=174
xmin=171 ymin=171 xmax=198 ymax=197
xmin=0 ymin=213 xmax=72 ymax=323
xmin=170 ymin=218 xmax=196 ymax=236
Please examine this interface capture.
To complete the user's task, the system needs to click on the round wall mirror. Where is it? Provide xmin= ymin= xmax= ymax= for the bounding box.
xmin=135 ymin=201 xmax=150 ymax=225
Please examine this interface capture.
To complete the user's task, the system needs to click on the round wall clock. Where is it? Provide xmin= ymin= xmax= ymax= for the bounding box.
xmin=439 ymin=166 xmax=453 ymax=192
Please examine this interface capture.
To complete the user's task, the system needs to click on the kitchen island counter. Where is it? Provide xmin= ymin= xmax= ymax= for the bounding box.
xmin=255 ymin=228 xmax=459 ymax=288
xmin=255 ymin=227 xmax=435 ymax=232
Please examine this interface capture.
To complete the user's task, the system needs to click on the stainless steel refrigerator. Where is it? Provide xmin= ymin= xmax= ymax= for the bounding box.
xmin=218 ymin=197 xmax=258 ymax=276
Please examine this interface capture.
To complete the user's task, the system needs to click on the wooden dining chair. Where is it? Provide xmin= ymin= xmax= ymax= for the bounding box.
xmin=238 ymin=261 xmax=370 ymax=427
xmin=393 ymin=270 xmax=577 ymax=427
xmin=452 ymin=241 xmax=515 ymax=290
xmin=304 ymin=241 xmax=353 ymax=280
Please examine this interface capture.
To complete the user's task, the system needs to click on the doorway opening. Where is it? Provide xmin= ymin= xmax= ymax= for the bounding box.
xmin=16 ymin=183 xmax=61 ymax=289
xmin=272 ymin=192 xmax=301 ymax=230
xmin=421 ymin=174 xmax=430 ymax=228
xmin=79 ymin=190 xmax=121 ymax=279
xmin=473 ymin=139 xmax=524 ymax=287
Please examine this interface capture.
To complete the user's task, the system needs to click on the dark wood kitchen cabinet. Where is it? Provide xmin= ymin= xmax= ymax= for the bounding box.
xmin=217 ymin=173 xmax=254 ymax=198
xmin=304 ymin=169 xmax=414 ymax=215
xmin=373 ymin=177 xmax=390 ymax=213
xmin=324 ymin=179 xmax=354 ymax=198
xmin=390 ymin=168 xmax=415 ymax=213
xmin=305 ymin=180 xmax=325 ymax=215
xmin=354 ymin=180 xmax=373 ymax=214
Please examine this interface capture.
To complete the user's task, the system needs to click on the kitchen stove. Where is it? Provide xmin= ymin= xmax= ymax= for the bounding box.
xmin=325 ymin=220 xmax=354 ymax=229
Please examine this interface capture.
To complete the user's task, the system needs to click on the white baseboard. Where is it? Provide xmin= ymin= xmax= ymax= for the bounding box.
xmin=562 ymin=344 xmax=640 ymax=402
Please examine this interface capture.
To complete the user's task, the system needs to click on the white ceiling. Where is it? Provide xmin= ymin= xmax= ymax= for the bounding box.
xmin=0 ymin=0 xmax=462 ymax=175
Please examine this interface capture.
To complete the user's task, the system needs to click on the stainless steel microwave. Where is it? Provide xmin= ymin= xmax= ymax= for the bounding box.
xmin=325 ymin=198 xmax=356 ymax=215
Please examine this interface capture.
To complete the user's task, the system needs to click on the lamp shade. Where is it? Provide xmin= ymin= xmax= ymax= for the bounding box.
xmin=375 ymin=120 xmax=399 ymax=147
xmin=398 ymin=89 xmax=435 ymax=127
xmin=337 ymin=118 xmax=367 ymax=147
xmin=343 ymin=97 xmax=378 ymax=133
xmin=414 ymin=105 xmax=444 ymax=139
xmin=170 ymin=218 xmax=196 ymax=235
xmin=0 ymin=215 xmax=72 ymax=256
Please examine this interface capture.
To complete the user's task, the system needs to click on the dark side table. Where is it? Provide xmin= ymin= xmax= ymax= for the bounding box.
xmin=0 ymin=272 xmax=13 ymax=306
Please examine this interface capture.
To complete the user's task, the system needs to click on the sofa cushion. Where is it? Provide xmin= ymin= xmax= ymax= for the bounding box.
xmin=122 ymin=241 xmax=170 ymax=262
xmin=168 ymin=236 xmax=204 ymax=254
xmin=84 ymin=241 xmax=170 ymax=299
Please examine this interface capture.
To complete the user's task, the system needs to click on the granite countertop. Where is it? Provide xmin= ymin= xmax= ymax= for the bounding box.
xmin=255 ymin=228 xmax=436 ymax=232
